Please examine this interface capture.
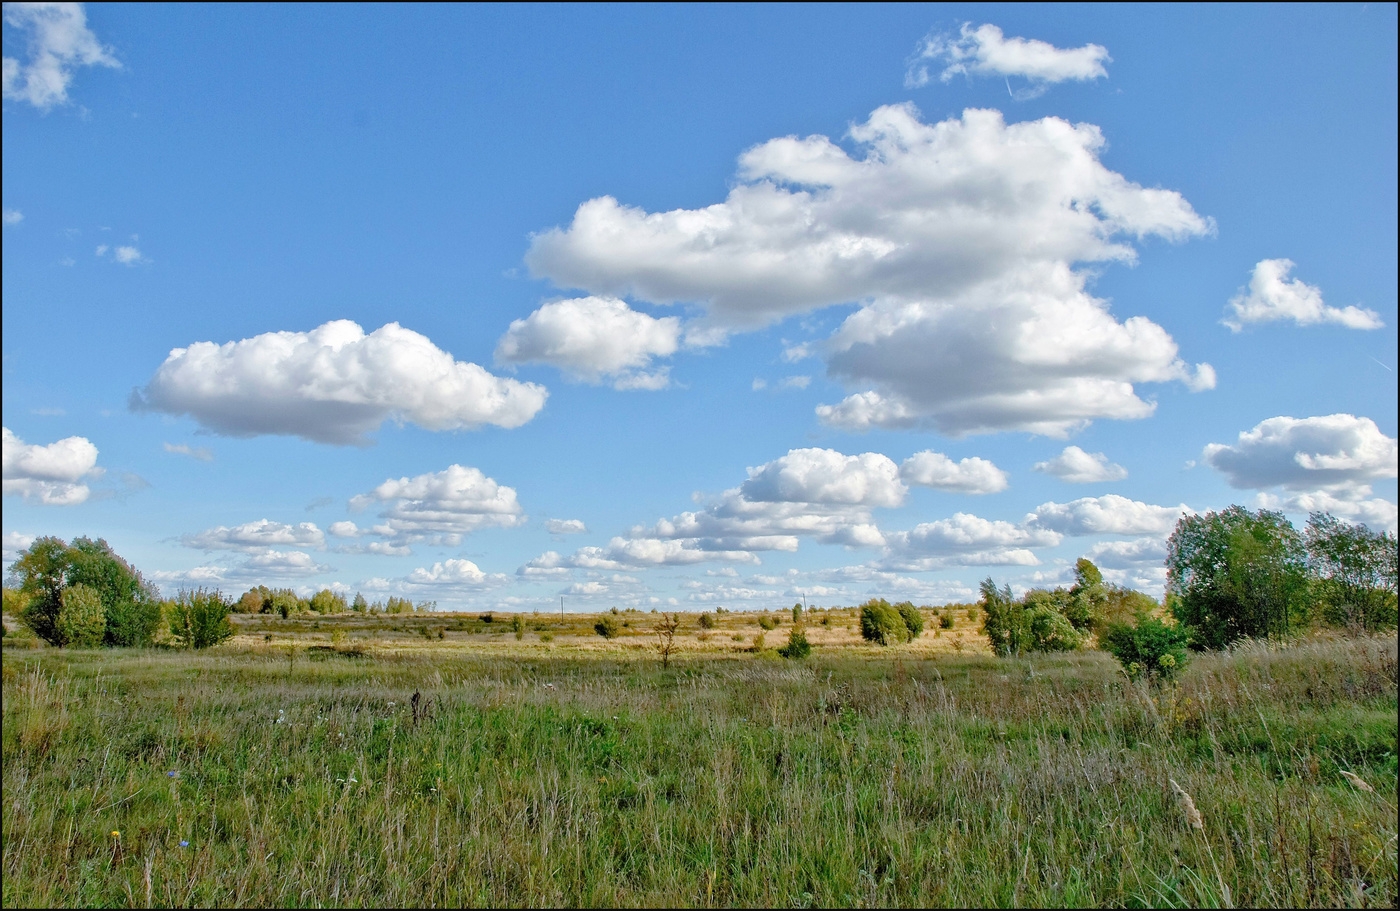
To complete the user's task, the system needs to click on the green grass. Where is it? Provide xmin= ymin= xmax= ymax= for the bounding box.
xmin=2 ymin=630 xmax=1395 ymax=908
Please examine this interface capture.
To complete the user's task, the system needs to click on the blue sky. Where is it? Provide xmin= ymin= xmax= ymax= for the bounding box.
xmin=3 ymin=3 xmax=1396 ymax=611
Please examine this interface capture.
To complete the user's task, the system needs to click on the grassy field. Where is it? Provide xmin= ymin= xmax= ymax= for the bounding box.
xmin=2 ymin=608 xmax=1396 ymax=908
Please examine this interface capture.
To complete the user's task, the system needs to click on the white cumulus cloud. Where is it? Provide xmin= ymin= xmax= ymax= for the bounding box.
xmin=348 ymin=464 xmax=526 ymax=547
xmin=905 ymin=23 xmax=1110 ymax=95
xmin=900 ymin=450 xmax=1008 ymax=494
xmin=740 ymin=448 xmax=905 ymax=508
xmin=546 ymin=518 xmax=588 ymax=535
xmin=1033 ymin=445 xmax=1127 ymax=483
xmin=181 ymin=519 xmax=326 ymax=554
xmin=132 ymin=319 xmax=547 ymax=445
xmin=528 ymin=104 xmax=1212 ymax=437
xmin=495 ymin=295 xmax=680 ymax=390
xmin=882 ymin=512 xmax=1060 ymax=570
xmin=406 ymin=559 xmax=510 ymax=590
xmin=1028 ymin=495 xmax=1190 ymax=536
xmin=2 ymin=1 xmax=119 ymax=110
xmin=1224 ymin=259 xmax=1382 ymax=332
xmin=3 ymin=530 xmax=36 ymax=565
xmin=2 ymin=426 xmax=101 ymax=505
xmin=2 ymin=208 xmax=22 ymax=225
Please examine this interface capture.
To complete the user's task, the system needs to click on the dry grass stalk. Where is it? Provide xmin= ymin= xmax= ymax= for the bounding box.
xmin=1170 ymin=777 xmax=1205 ymax=831
xmin=1339 ymin=770 xmax=1374 ymax=793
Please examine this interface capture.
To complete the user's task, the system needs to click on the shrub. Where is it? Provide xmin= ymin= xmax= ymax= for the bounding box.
xmin=594 ymin=616 xmax=619 ymax=639
xmin=777 ymin=627 xmax=811 ymax=659
xmin=12 ymin=536 xmax=161 ymax=648
xmin=859 ymin=599 xmax=908 ymax=646
xmin=698 ymin=612 xmax=715 ymax=629
xmin=479 ymin=612 xmax=494 ymax=623
xmin=1102 ymin=612 xmax=1190 ymax=681
xmin=169 ymin=589 xmax=235 ymax=649
xmin=58 ymin=583 xmax=106 ymax=647
xmin=1023 ymin=605 xmax=1082 ymax=652
xmin=539 ymin=633 xmax=553 ymax=643
xmin=757 ymin=615 xmax=776 ymax=630
xmin=895 ymin=601 xmax=923 ymax=639
xmin=511 ymin=615 xmax=525 ymax=639
xmin=938 ymin=610 xmax=954 ymax=630
xmin=752 ymin=631 xmax=766 ymax=651
xmin=792 ymin=602 xmax=803 ymax=624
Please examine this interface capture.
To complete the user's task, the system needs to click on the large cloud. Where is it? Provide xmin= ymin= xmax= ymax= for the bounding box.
xmin=2 ymin=1 xmax=119 ymax=110
xmin=1223 ymin=259 xmax=1382 ymax=332
xmin=1204 ymin=414 xmax=1398 ymax=531
xmin=905 ymin=23 xmax=1110 ymax=95
xmin=495 ymin=296 xmax=680 ymax=389
xmin=405 ymin=559 xmax=510 ymax=590
xmin=740 ymin=448 xmax=905 ymax=508
xmin=2 ymin=426 xmax=102 ymax=505
xmin=1027 ymin=494 xmax=1190 ymax=536
xmin=181 ymin=519 xmax=326 ymax=554
xmin=1033 ymin=445 xmax=1127 ymax=483
xmin=133 ymin=320 xmax=547 ymax=445
xmin=528 ymin=104 xmax=1212 ymax=436
xmin=1203 ymin=414 xmax=1396 ymax=494
xmin=348 ymin=464 xmax=526 ymax=548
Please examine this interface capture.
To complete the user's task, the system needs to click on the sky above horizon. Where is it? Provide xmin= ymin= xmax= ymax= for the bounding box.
xmin=3 ymin=3 xmax=1396 ymax=612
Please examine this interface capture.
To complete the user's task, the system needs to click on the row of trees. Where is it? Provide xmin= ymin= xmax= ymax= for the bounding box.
xmin=974 ymin=509 xmax=1396 ymax=679
xmin=231 ymin=586 xmax=432 ymax=617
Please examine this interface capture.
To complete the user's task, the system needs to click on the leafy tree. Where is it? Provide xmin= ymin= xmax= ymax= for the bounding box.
xmin=594 ymin=615 xmax=619 ymax=639
xmin=169 ymin=589 xmax=235 ymax=649
xmin=1023 ymin=603 xmax=1082 ymax=652
xmin=58 ymin=583 xmax=106 ymax=647
xmin=235 ymin=586 xmax=270 ymax=613
xmin=979 ymin=578 xmax=1023 ymax=656
xmin=894 ymin=601 xmax=924 ymax=639
xmin=653 ymin=612 xmax=681 ymax=668
xmin=792 ymin=602 xmax=803 ymax=624
xmin=1305 ymin=512 xmax=1398 ymax=631
xmin=309 ymin=588 xmax=347 ymax=614
xmin=352 ymin=592 xmax=368 ymax=613
xmin=1102 ymin=612 xmax=1190 ymax=681
xmin=859 ymin=598 xmax=908 ymax=645
xmin=1166 ymin=507 xmax=1308 ymax=649
xmin=1066 ymin=558 xmax=1106 ymax=630
xmin=11 ymin=536 xmax=159 ymax=647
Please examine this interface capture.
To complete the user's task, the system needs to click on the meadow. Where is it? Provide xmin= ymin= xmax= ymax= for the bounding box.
xmin=2 ymin=607 xmax=1396 ymax=908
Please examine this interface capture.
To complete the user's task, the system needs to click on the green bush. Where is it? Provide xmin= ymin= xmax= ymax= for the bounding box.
xmin=697 ymin=612 xmax=715 ymax=629
xmin=938 ymin=610 xmax=954 ymax=630
xmin=777 ymin=627 xmax=811 ymax=659
xmin=594 ymin=616 xmax=619 ymax=639
xmin=12 ymin=536 xmax=161 ymax=647
xmin=859 ymin=599 xmax=908 ymax=646
xmin=1102 ymin=612 xmax=1190 ymax=681
xmin=169 ymin=589 xmax=235 ymax=649
xmin=1023 ymin=605 xmax=1082 ymax=652
xmin=58 ymin=583 xmax=106 ymax=647
xmin=895 ymin=601 xmax=923 ymax=639
xmin=757 ymin=615 xmax=776 ymax=630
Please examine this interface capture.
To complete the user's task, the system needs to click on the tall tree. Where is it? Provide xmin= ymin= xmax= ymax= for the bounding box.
xmin=1305 ymin=512 xmax=1398 ymax=631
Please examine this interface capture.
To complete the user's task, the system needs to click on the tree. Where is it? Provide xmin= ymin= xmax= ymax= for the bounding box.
xmin=169 ymin=589 xmax=235 ymax=649
xmin=594 ymin=615 xmax=619 ymax=638
xmin=58 ymin=583 xmax=106 ymax=647
xmin=11 ymin=536 xmax=160 ymax=648
xmin=653 ymin=612 xmax=680 ymax=668
xmin=979 ymin=578 xmax=1023 ymax=656
xmin=309 ymin=588 xmax=346 ymax=614
xmin=1305 ymin=512 xmax=1398 ymax=631
xmin=1166 ymin=507 xmax=1308 ymax=649
xmin=1103 ymin=612 xmax=1190 ymax=681
xmin=859 ymin=598 xmax=908 ymax=646
xmin=352 ymin=592 xmax=368 ymax=613
xmin=1067 ymin=558 xmax=1107 ymax=630
xmin=894 ymin=601 xmax=924 ymax=639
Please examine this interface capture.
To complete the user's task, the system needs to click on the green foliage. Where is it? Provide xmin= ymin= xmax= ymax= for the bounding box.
xmin=697 ymin=612 xmax=715 ymax=629
xmin=894 ymin=601 xmax=923 ymax=639
xmin=309 ymin=588 xmax=347 ymax=614
xmin=859 ymin=598 xmax=908 ymax=646
xmin=777 ymin=626 xmax=811 ymax=659
xmin=757 ymin=615 xmax=776 ymax=630
xmin=1306 ymin=512 xmax=1398 ymax=631
xmin=594 ymin=616 xmax=619 ymax=639
xmin=57 ymin=583 xmax=106 ymax=647
xmin=1102 ymin=612 xmax=1190 ymax=681
xmin=169 ymin=588 xmax=235 ymax=649
xmin=938 ymin=610 xmax=954 ymax=630
xmin=11 ymin=536 xmax=159 ymax=647
xmin=792 ymin=602 xmax=803 ymax=624
xmin=979 ymin=578 xmax=1022 ymax=656
xmin=352 ymin=592 xmax=368 ymax=612
xmin=1023 ymin=604 xmax=1082 ymax=652
xmin=1167 ymin=507 xmax=1309 ymax=649
xmin=511 ymin=615 xmax=525 ymax=639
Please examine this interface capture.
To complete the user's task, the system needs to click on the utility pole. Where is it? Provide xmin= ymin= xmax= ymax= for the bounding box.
xmin=560 ymin=595 xmax=564 ymax=616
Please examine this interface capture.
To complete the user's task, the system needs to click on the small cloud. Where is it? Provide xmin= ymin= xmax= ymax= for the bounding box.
xmin=1223 ymin=259 xmax=1382 ymax=331
xmin=1033 ymin=446 xmax=1128 ymax=483
xmin=2 ymin=1 xmax=120 ymax=110
xmin=546 ymin=518 xmax=588 ymax=535
xmin=96 ymin=242 xmax=147 ymax=265
xmin=779 ymin=375 xmax=811 ymax=390
xmin=906 ymin=22 xmax=1110 ymax=94
xmin=163 ymin=442 xmax=213 ymax=462
xmin=2 ymin=209 xmax=22 ymax=226
xmin=751 ymin=378 xmax=767 ymax=391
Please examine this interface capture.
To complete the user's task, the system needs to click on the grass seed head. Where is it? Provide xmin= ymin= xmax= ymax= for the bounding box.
xmin=1169 ymin=778 xmax=1204 ymax=831
xmin=1340 ymin=770 xmax=1375 ymax=793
